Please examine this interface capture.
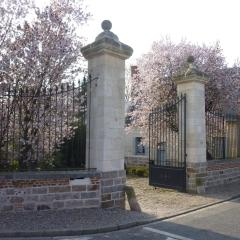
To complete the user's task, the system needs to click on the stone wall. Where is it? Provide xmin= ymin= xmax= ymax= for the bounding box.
xmin=0 ymin=170 xmax=125 ymax=212
xmin=101 ymin=170 xmax=126 ymax=208
xmin=125 ymin=156 xmax=148 ymax=167
xmin=206 ymin=160 xmax=240 ymax=189
xmin=186 ymin=160 xmax=240 ymax=192
xmin=186 ymin=162 xmax=207 ymax=194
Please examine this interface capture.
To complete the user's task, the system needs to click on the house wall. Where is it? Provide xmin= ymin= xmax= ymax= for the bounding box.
xmin=124 ymin=128 xmax=181 ymax=167
xmin=125 ymin=155 xmax=148 ymax=166
xmin=225 ymin=121 xmax=240 ymax=159
xmin=124 ymin=128 xmax=149 ymax=166
xmin=125 ymin=128 xmax=142 ymax=156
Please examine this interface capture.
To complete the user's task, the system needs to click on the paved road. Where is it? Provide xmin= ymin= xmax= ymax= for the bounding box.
xmin=2 ymin=197 xmax=240 ymax=240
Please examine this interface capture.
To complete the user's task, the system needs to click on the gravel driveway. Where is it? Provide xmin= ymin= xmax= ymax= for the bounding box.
xmin=125 ymin=177 xmax=240 ymax=218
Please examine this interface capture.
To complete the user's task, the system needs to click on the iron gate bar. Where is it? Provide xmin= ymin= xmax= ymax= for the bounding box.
xmin=206 ymin=111 xmax=226 ymax=160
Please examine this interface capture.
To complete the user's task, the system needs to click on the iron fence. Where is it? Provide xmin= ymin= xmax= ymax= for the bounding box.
xmin=206 ymin=111 xmax=240 ymax=160
xmin=0 ymin=79 xmax=87 ymax=171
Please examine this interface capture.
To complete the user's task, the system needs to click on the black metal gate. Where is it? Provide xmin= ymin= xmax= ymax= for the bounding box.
xmin=149 ymin=95 xmax=186 ymax=191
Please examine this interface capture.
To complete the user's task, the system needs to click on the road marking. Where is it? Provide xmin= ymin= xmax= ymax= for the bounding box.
xmin=54 ymin=237 xmax=92 ymax=240
xmin=143 ymin=227 xmax=194 ymax=240
xmin=166 ymin=238 xmax=177 ymax=240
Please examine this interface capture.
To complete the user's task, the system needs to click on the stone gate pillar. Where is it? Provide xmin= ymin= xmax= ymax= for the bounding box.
xmin=174 ymin=56 xmax=208 ymax=193
xmin=81 ymin=20 xmax=133 ymax=208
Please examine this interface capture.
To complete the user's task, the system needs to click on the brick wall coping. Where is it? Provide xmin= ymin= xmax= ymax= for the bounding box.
xmin=0 ymin=169 xmax=99 ymax=180
xmin=207 ymin=159 xmax=240 ymax=171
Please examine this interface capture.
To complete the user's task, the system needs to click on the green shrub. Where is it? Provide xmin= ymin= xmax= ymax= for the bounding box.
xmin=126 ymin=166 xmax=149 ymax=178
xmin=136 ymin=168 xmax=146 ymax=177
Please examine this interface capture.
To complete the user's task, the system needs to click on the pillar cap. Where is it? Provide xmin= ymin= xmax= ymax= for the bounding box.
xmin=81 ymin=20 xmax=133 ymax=60
xmin=174 ymin=56 xmax=208 ymax=84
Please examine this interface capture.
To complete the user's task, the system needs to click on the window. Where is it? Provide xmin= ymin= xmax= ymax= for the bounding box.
xmin=157 ymin=142 xmax=166 ymax=164
xmin=135 ymin=137 xmax=145 ymax=155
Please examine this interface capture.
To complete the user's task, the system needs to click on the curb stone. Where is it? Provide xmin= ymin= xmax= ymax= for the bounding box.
xmin=0 ymin=194 xmax=240 ymax=238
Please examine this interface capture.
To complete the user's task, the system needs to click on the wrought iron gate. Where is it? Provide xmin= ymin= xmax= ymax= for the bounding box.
xmin=149 ymin=95 xmax=186 ymax=191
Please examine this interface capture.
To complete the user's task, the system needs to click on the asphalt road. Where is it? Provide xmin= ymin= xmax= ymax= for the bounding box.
xmin=2 ymin=197 xmax=240 ymax=240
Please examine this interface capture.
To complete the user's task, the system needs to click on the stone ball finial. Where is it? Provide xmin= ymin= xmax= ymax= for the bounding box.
xmin=101 ymin=20 xmax=112 ymax=31
xmin=187 ymin=55 xmax=195 ymax=63
xmin=184 ymin=55 xmax=207 ymax=78
xmin=95 ymin=20 xmax=119 ymax=41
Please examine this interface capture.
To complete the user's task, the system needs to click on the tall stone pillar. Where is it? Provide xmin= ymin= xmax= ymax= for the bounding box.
xmin=174 ymin=56 xmax=208 ymax=193
xmin=81 ymin=20 xmax=133 ymax=208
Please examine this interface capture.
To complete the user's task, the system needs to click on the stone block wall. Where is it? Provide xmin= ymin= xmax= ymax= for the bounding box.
xmin=186 ymin=160 xmax=240 ymax=193
xmin=0 ymin=170 xmax=126 ymax=212
xmin=125 ymin=156 xmax=148 ymax=167
xmin=101 ymin=170 xmax=126 ymax=209
xmin=206 ymin=160 xmax=240 ymax=189
xmin=186 ymin=162 xmax=207 ymax=194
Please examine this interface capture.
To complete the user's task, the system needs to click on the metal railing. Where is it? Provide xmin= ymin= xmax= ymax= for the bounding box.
xmin=0 ymin=79 xmax=87 ymax=171
xmin=206 ymin=111 xmax=240 ymax=160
